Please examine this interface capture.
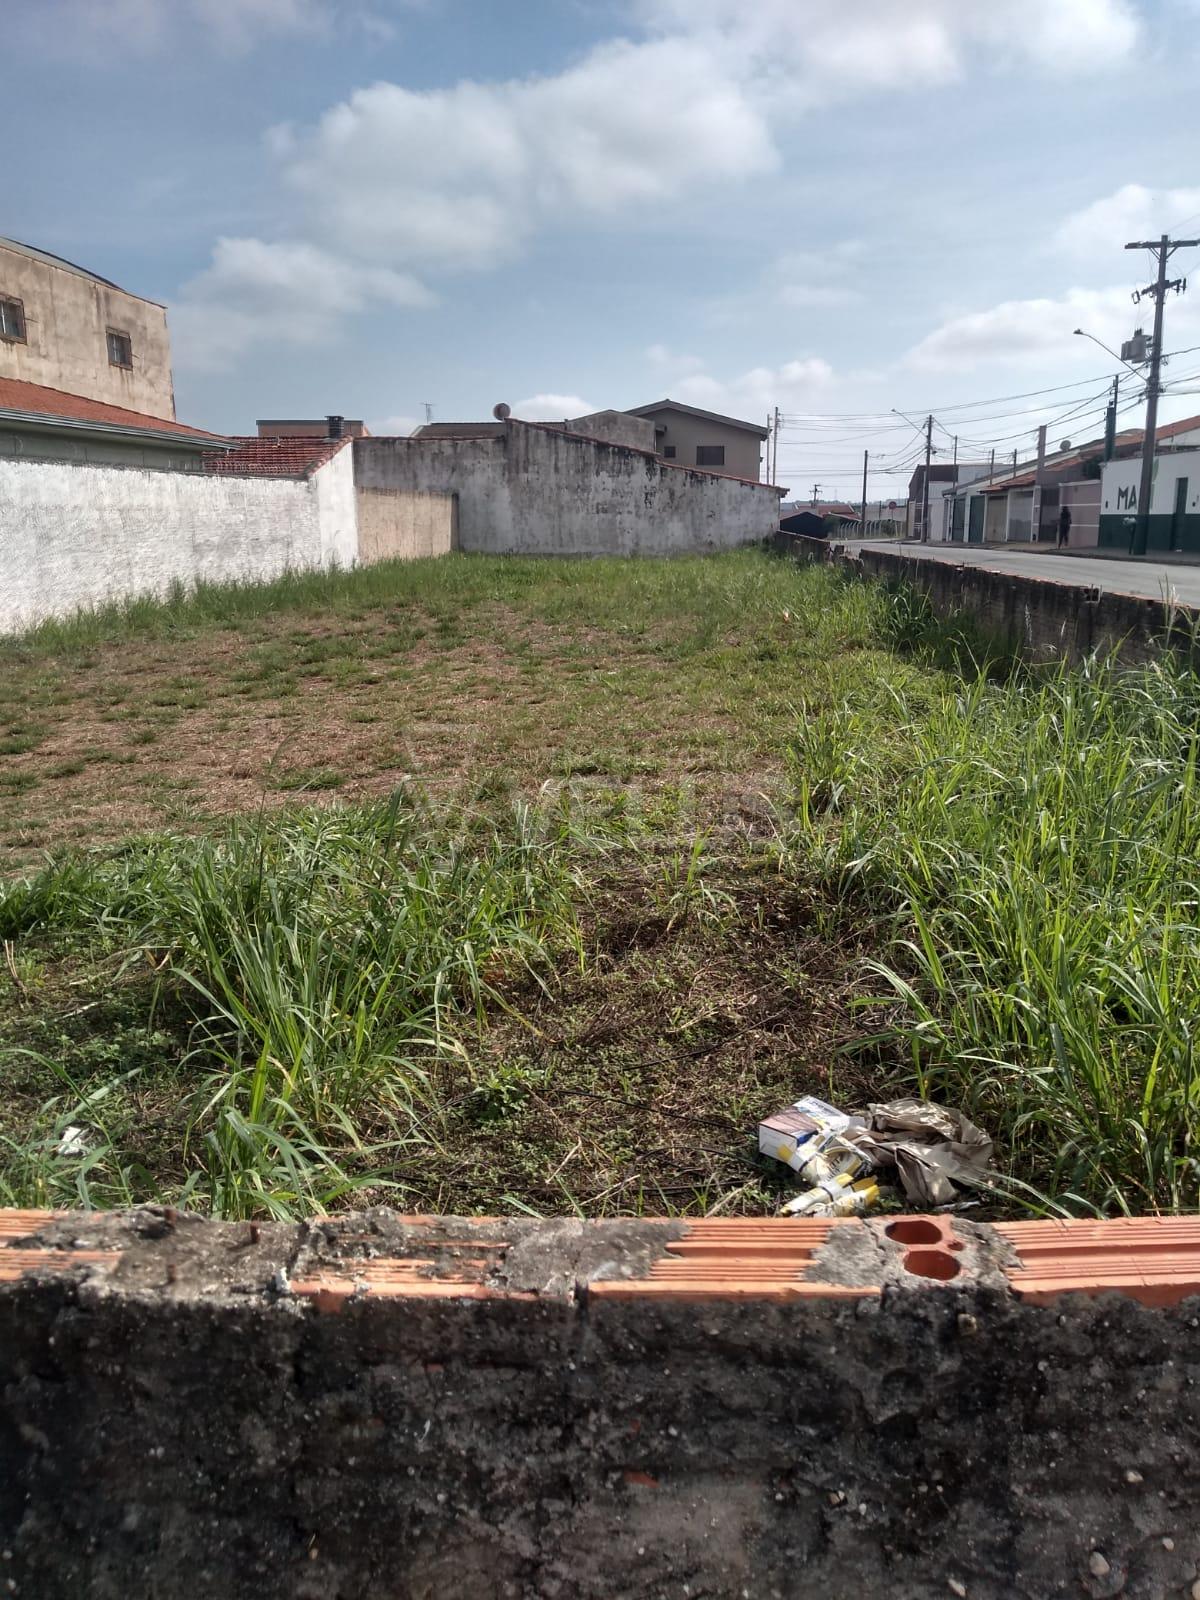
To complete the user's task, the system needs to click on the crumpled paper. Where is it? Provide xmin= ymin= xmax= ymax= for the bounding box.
xmin=851 ymin=1098 xmax=993 ymax=1207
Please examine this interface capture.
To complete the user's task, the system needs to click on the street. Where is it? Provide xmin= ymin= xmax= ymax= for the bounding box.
xmin=840 ymin=540 xmax=1200 ymax=611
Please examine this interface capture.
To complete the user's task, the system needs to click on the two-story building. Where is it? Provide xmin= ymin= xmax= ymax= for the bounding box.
xmin=627 ymin=400 xmax=769 ymax=481
xmin=0 ymin=236 xmax=223 ymax=468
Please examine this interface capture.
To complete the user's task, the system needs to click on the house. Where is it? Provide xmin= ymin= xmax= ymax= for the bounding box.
xmin=257 ymin=417 xmax=370 ymax=440
xmin=0 ymin=376 xmax=228 ymax=471
xmin=626 ymin=400 xmax=770 ymax=481
xmin=948 ymin=415 xmax=1200 ymax=550
xmin=907 ymin=462 xmax=991 ymax=540
xmin=779 ymin=500 xmax=861 ymax=537
xmin=413 ymin=410 xmax=657 ymax=452
xmin=0 ymin=236 xmax=175 ymax=421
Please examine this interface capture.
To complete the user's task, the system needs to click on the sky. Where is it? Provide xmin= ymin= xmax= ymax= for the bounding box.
xmin=6 ymin=0 xmax=1200 ymax=498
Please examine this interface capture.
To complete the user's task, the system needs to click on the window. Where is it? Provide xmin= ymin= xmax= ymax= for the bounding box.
xmin=662 ymin=444 xmax=677 ymax=459
xmin=695 ymin=444 xmax=725 ymax=467
xmin=0 ymin=296 xmax=26 ymax=343
xmin=107 ymin=329 xmax=133 ymax=368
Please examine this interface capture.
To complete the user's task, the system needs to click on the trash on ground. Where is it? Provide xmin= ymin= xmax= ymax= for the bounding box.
xmin=781 ymin=1174 xmax=880 ymax=1218
xmin=855 ymin=1098 xmax=993 ymax=1208
xmin=761 ymin=1093 xmax=993 ymax=1215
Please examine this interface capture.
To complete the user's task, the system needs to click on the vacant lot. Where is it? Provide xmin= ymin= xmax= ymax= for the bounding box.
xmin=0 ymin=553 xmax=919 ymax=862
xmin=3 ymin=551 xmax=1198 ymax=1220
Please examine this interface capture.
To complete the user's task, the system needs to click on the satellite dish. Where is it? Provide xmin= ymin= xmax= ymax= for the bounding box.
xmin=1060 ymin=439 xmax=1072 ymax=452
xmin=492 ymin=402 xmax=512 ymax=420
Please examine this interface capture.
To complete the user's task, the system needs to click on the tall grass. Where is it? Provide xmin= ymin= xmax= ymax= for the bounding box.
xmin=1 ymin=796 xmax=582 ymax=1217
xmin=791 ymin=638 xmax=1200 ymax=1215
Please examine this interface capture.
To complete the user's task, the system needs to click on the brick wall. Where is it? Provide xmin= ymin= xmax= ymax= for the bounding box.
xmin=2 ymin=1207 xmax=1199 ymax=1598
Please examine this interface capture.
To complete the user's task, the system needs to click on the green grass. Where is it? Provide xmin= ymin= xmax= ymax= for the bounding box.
xmin=3 ymin=551 xmax=1200 ymax=1221
xmin=791 ymin=621 xmax=1200 ymax=1216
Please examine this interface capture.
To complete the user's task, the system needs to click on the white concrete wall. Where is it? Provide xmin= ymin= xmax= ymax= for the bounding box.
xmin=0 ymin=448 xmax=358 ymax=634
xmin=354 ymin=423 xmax=780 ymax=556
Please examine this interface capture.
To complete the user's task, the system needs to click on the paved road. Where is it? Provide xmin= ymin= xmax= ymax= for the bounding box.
xmin=839 ymin=540 xmax=1200 ymax=610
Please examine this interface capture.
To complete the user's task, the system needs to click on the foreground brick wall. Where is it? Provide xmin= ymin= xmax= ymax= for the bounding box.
xmin=779 ymin=533 xmax=1198 ymax=665
xmin=3 ymin=1208 xmax=1200 ymax=1599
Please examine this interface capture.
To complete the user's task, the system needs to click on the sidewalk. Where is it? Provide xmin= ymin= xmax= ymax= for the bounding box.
xmin=900 ymin=539 xmax=1200 ymax=567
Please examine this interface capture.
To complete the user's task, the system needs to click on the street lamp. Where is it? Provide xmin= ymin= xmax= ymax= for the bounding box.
xmin=1071 ymin=327 xmax=1145 ymax=382
xmin=1073 ymin=330 xmax=1145 ymax=547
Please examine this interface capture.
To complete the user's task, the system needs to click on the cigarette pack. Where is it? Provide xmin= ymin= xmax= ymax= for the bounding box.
xmin=757 ymin=1095 xmax=850 ymax=1166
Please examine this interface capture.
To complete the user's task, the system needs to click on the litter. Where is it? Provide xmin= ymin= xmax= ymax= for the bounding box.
xmin=782 ymin=1174 xmax=880 ymax=1218
xmin=760 ymin=1093 xmax=993 ymax=1215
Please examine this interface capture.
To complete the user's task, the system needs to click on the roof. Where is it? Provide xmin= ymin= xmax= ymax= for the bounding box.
xmin=626 ymin=399 xmax=770 ymax=439
xmin=203 ymin=435 xmax=352 ymax=478
xmin=0 ymin=236 xmax=156 ymax=300
xmin=523 ymin=418 xmax=784 ymax=491
xmin=953 ymin=414 xmax=1200 ymax=497
xmin=412 ymin=421 xmax=504 ymax=439
xmin=0 ymin=377 xmax=225 ymax=445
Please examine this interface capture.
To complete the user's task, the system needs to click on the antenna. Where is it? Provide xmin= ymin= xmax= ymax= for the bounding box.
xmin=492 ymin=402 xmax=512 ymax=420
xmin=422 ymin=402 xmax=434 ymax=423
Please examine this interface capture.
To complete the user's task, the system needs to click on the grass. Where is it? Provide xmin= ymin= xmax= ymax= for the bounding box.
xmin=0 ymin=551 xmax=923 ymax=864
xmin=791 ymin=640 xmax=1200 ymax=1216
xmin=3 ymin=550 xmax=1200 ymax=1220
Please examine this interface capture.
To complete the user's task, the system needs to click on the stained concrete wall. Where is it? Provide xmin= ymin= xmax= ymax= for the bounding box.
xmin=782 ymin=532 xmax=1198 ymax=666
xmin=354 ymin=422 xmax=780 ymax=557
xmin=563 ymin=409 xmax=657 ymax=452
xmin=356 ymin=486 xmax=458 ymax=562
xmin=0 ymin=447 xmax=358 ymax=633
xmin=2 ymin=1207 xmax=1199 ymax=1600
xmin=0 ymin=240 xmax=175 ymax=420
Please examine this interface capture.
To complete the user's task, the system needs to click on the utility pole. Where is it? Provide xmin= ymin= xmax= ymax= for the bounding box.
xmin=772 ymin=406 xmax=781 ymax=484
xmin=810 ymin=483 xmax=821 ymax=506
xmin=860 ymin=449 xmax=868 ymax=540
xmin=920 ymin=414 xmax=933 ymax=542
xmin=422 ymin=402 xmax=434 ymax=423
xmin=1104 ymin=375 xmax=1119 ymax=462
xmin=1125 ymin=232 xmax=1199 ymax=554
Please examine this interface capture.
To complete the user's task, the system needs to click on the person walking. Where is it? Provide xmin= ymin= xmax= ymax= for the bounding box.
xmin=1057 ymin=503 xmax=1072 ymax=549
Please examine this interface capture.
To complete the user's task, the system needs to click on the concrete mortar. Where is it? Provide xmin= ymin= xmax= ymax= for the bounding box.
xmin=3 ymin=1209 xmax=1200 ymax=1599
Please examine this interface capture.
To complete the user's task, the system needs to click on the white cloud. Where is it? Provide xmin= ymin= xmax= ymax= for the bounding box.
xmin=1053 ymin=183 xmax=1200 ymax=260
xmin=904 ymin=281 xmax=1200 ymax=372
xmin=274 ymin=38 xmax=777 ymax=273
xmin=904 ymin=287 xmax=1134 ymax=371
xmin=512 ymin=394 xmax=597 ymax=421
xmin=173 ymin=237 xmax=433 ymax=370
xmin=639 ymin=0 xmax=1138 ymax=85
xmin=673 ymin=356 xmax=834 ymax=422
xmin=167 ymin=0 xmax=1144 ymax=369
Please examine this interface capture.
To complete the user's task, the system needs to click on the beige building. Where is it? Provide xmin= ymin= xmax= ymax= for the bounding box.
xmin=628 ymin=399 xmax=769 ymax=481
xmin=0 ymin=237 xmax=175 ymax=420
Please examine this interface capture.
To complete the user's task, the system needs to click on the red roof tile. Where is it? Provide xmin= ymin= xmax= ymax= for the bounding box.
xmin=203 ymin=434 xmax=352 ymax=478
xmin=0 ymin=377 xmax=223 ymax=441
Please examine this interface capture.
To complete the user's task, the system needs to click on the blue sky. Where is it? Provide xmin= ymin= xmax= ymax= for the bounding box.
xmin=7 ymin=0 xmax=1200 ymax=496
